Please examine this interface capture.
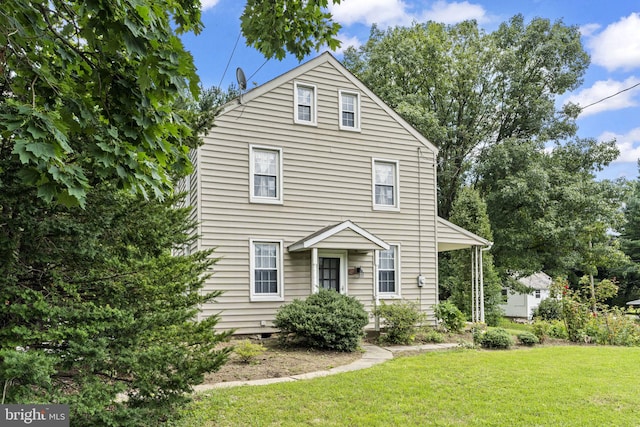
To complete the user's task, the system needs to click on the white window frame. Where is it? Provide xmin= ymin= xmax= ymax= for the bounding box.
xmin=338 ymin=90 xmax=360 ymax=131
xmin=250 ymin=239 xmax=284 ymax=302
xmin=372 ymin=158 xmax=400 ymax=211
xmin=249 ymin=145 xmax=283 ymax=204
xmin=294 ymin=81 xmax=317 ymax=126
xmin=376 ymin=244 xmax=401 ymax=299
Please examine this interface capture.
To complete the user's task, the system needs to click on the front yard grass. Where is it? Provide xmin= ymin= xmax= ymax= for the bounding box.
xmin=176 ymin=346 xmax=640 ymax=426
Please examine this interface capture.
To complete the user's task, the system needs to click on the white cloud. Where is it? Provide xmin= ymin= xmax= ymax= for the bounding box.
xmin=579 ymin=23 xmax=601 ymax=38
xmin=328 ymin=0 xmax=411 ymax=27
xmin=599 ymin=128 xmax=640 ymax=163
xmin=420 ymin=1 xmax=488 ymax=25
xmin=328 ymin=0 xmax=487 ymax=28
xmin=566 ymin=77 xmax=640 ymax=117
xmin=200 ymin=0 xmax=220 ymax=11
xmin=334 ymin=35 xmax=362 ymax=54
xmin=587 ymin=13 xmax=640 ymax=71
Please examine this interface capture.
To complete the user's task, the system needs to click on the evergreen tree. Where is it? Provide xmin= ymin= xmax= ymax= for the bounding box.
xmin=439 ymin=187 xmax=502 ymax=325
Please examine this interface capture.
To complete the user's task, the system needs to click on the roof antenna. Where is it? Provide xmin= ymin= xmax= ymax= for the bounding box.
xmin=236 ymin=67 xmax=247 ymax=104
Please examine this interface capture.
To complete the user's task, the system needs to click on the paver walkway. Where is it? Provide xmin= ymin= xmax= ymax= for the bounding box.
xmin=193 ymin=342 xmax=458 ymax=393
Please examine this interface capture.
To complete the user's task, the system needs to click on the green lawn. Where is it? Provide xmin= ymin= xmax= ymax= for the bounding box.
xmin=176 ymin=346 xmax=640 ymax=426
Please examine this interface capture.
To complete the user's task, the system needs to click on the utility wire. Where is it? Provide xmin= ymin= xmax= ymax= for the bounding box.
xmin=248 ymin=58 xmax=270 ymax=82
xmin=579 ymin=81 xmax=640 ymax=111
xmin=218 ymin=32 xmax=241 ymax=89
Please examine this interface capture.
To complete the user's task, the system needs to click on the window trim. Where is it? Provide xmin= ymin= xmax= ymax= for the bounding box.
xmin=338 ymin=90 xmax=360 ymax=131
xmin=249 ymin=145 xmax=283 ymax=204
xmin=376 ymin=244 xmax=401 ymax=299
xmin=249 ymin=239 xmax=284 ymax=302
xmin=372 ymin=158 xmax=400 ymax=211
xmin=294 ymin=81 xmax=317 ymax=126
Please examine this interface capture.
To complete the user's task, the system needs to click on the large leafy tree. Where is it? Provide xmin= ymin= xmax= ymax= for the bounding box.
xmin=0 ymin=0 xmax=343 ymax=206
xmin=613 ymin=169 xmax=640 ymax=304
xmin=1 ymin=0 xmax=343 ymax=424
xmin=343 ymin=15 xmax=589 ymax=219
xmin=477 ymin=137 xmax=624 ymax=279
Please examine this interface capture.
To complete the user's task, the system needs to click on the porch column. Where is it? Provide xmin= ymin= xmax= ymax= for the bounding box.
xmin=311 ymin=247 xmax=319 ymax=293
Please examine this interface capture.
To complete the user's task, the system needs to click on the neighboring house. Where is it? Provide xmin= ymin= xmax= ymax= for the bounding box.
xmin=500 ymin=272 xmax=553 ymax=320
xmin=179 ymin=53 xmax=490 ymax=335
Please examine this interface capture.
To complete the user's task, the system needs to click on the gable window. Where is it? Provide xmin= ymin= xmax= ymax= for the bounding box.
xmin=250 ymin=145 xmax=283 ymax=204
xmin=535 ymin=289 xmax=541 ymax=299
xmin=378 ymin=245 xmax=400 ymax=297
xmin=372 ymin=159 xmax=400 ymax=210
xmin=294 ymin=82 xmax=317 ymax=125
xmin=339 ymin=90 xmax=360 ymax=131
xmin=250 ymin=240 xmax=284 ymax=301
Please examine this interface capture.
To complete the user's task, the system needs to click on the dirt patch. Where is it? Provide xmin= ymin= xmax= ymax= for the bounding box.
xmin=203 ymin=338 xmax=362 ymax=385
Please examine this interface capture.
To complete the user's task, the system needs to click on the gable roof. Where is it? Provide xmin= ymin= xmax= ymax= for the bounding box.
xmin=437 ymin=217 xmax=492 ymax=251
xmin=219 ymin=52 xmax=438 ymax=154
xmin=517 ymin=271 xmax=553 ymax=290
xmin=288 ymin=220 xmax=390 ymax=252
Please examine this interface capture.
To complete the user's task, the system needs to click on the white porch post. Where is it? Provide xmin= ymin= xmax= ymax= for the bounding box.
xmin=471 ymin=247 xmax=476 ymax=323
xmin=479 ymin=245 xmax=485 ymax=323
xmin=311 ymin=247 xmax=319 ymax=293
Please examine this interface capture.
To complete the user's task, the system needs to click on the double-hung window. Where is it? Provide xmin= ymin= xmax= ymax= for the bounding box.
xmin=339 ymin=90 xmax=360 ymax=131
xmin=250 ymin=240 xmax=284 ymax=301
xmin=373 ymin=159 xmax=399 ymax=210
xmin=378 ymin=245 xmax=400 ymax=297
xmin=250 ymin=145 xmax=283 ymax=204
xmin=294 ymin=82 xmax=317 ymax=125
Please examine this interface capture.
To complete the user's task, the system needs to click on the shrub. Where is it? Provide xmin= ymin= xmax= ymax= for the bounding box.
xmin=374 ymin=300 xmax=425 ymax=345
xmin=478 ymin=328 xmax=514 ymax=349
xmin=517 ymin=332 xmax=539 ymax=346
xmin=417 ymin=328 xmax=445 ymax=344
xmin=532 ymin=298 xmax=562 ymax=321
xmin=548 ymin=320 xmax=569 ymax=340
xmin=531 ymin=321 xmax=551 ymax=343
xmin=434 ymin=301 xmax=466 ymax=333
xmin=274 ymin=290 xmax=368 ymax=352
xmin=234 ymin=340 xmax=267 ymax=363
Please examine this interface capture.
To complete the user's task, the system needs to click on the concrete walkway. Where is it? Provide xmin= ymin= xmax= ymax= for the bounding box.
xmin=193 ymin=342 xmax=458 ymax=393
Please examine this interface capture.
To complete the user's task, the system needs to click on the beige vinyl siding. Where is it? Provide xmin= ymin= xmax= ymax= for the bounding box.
xmin=197 ymin=58 xmax=438 ymax=333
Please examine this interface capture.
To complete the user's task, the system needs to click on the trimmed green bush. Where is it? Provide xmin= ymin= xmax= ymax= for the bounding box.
xmin=478 ymin=328 xmax=514 ymax=349
xmin=434 ymin=301 xmax=466 ymax=333
xmin=274 ymin=289 xmax=368 ymax=352
xmin=532 ymin=298 xmax=562 ymax=321
xmin=374 ymin=300 xmax=425 ymax=345
xmin=234 ymin=340 xmax=267 ymax=363
xmin=517 ymin=331 xmax=540 ymax=346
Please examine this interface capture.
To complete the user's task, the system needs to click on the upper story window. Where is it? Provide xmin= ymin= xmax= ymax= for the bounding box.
xmin=250 ymin=240 xmax=284 ymax=301
xmin=339 ymin=90 xmax=360 ymax=131
xmin=372 ymin=159 xmax=400 ymax=210
xmin=377 ymin=244 xmax=400 ymax=298
xmin=250 ymin=145 xmax=283 ymax=204
xmin=294 ymin=82 xmax=317 ymax=125
xmin=535 ymin=290 xmax=541 ymax=299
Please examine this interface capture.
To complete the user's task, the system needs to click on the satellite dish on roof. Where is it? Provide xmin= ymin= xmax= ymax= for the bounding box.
xmin=236 ymin=67 xmax=247 ymax=91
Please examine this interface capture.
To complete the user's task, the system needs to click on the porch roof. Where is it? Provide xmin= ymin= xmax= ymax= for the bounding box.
xmin=437 ymin=217 xmax=492 ymax=252
xmin=288 ymin=220 xmax=390 ymax=252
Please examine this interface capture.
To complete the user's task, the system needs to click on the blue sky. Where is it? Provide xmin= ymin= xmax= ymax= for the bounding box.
xmin=181 ymin=0 xmax=640 ymax=181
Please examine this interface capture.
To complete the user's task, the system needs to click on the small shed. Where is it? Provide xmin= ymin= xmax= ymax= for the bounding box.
xmin=499 ymin=272 xmax=553 ymax=320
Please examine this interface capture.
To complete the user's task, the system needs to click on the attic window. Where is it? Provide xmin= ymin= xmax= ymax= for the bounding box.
xmin=339 ymin=90 xmax=360 ymax=131
xmin=294 ymin=82 xmax=317 ymax=125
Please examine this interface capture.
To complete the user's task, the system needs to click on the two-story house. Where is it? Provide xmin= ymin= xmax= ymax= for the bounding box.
xmin=181 ymin=52 xmax=490 ymax=334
